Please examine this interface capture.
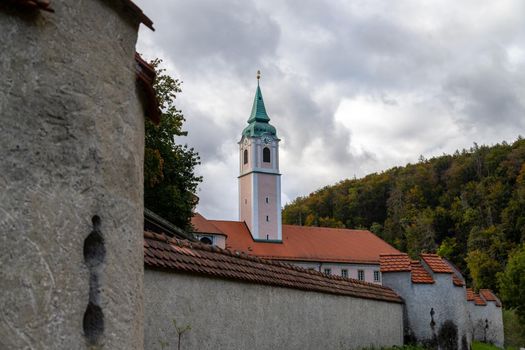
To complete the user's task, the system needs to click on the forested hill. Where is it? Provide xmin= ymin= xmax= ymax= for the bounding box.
xmin=282 ymin=138 xmax=525 ymax=292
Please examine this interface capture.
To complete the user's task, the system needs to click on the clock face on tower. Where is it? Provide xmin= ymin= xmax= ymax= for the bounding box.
xmin=263 ymin=136 xmax=272 ymax=145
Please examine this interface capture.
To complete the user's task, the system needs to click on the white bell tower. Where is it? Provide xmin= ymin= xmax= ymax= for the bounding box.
xmin=238 ymin=72 xmax=282 ymax=241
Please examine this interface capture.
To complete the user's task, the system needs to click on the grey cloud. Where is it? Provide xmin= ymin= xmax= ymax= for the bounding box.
xmin=135 ymin=0 xmax=525 ymax=219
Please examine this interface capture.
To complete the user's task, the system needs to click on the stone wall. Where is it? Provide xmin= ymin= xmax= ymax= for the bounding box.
xmin=0 ymin=1 xmax=146 ymax=348
xmin=145 ymin=269 xmax=404 ymax=350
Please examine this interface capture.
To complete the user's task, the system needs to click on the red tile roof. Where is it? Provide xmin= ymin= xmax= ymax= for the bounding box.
xmin=192 ymin=213 xmax=226 ymax=236
xmin=466 ymin=288 xmax=475 ymax=301
xmin=194 ymin=219 xmax=400 ymax=264
xmin=480 ymin=289 xmax=501 ymax=307
xmin=473 ymin=293 xmax=487 ymax=306
xmin=410 ymin=260 xmax=434 ymax=284
xmin=379 ymin=254 xmax=412 ymax=272
xmin=452 ymin=273 xmax=465 ymax=287
xmin=421 ymin=254 xmax=453 ymax=274
xmin=143 ymin=231 xmax=403 ymax=303
xmin=467 ymin=288 xmax=487 ymax=306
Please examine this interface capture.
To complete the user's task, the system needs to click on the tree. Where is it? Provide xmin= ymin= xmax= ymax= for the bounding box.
xmin=144 ymin=59 xmax=202 ymax=230
xmin=498 ymin=244 xmax=525 ymax=323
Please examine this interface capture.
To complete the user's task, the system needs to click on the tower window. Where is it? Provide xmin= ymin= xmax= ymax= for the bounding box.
xmin=265 ymin=197 xmax=269 ymax=204
xmin=263 ymin=147 xmax=271 ymax=163
xmin=243 ymin=149 xmax=248 ymax=164
xmin=266 ymin=215 xmax=269 ymax=222
xmin=244 ymin=199 xmax=247 ymax=204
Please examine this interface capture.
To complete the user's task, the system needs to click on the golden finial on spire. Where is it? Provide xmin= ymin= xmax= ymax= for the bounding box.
xmin=257 ymin=70 xmax=261 ymax=81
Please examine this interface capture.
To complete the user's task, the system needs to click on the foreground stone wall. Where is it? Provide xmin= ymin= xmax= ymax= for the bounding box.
xmin=144 ymin=269 xmax=404 ymax=350
xmin=0 ymin=1 xmax=145 ymax=348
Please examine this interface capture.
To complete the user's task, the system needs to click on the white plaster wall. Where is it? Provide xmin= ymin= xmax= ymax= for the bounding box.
xmin=145 ymin=269 xmax=404 ymax=350
xmin=238 ymin=175 xmax=252 ymax=228
xmin=286 ymin=262 xmax=382 ymax=284
xmin=468 ymin=302 xmax=504 ymax=347
xmin=383 ymin=272 xmax=471 ymax=348
xmin=257 ymin=172 xmax=280 ymax=240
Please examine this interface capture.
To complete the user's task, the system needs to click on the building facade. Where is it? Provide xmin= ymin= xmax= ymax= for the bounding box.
xmin=192 ymin=76 xmax=401 ymax=284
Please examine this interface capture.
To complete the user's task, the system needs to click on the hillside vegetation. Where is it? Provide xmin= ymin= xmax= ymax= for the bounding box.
xmin=283 ymin=138 xmax=525 ymax=292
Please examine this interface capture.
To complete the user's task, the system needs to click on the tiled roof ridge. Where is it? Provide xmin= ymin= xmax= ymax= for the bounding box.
xmin=410 ymin=260 xmax=434 ymax=284
xmin=466 ymin=288 xmax=502 ymax=307
xmin=145 ymin=231 xmax=382 ymax=286
xmin=420 ymin=253 xmax=454 ymax=274
xmin=256 ymin=255 xmax=380 ymax=264
xmin=282 ymin=224 xmax=372 ymax=233
xmin=144 ymin=231 xmax=403 ymax=303
xmin=379 ymin=253 xmax=412 ymax=273
xmin=209 ymin=220 xmax=374 ymax=234
xmin=479 ymin=289 xmax=502 ymax=307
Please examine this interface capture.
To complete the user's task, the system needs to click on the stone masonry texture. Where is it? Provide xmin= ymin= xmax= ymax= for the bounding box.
xmin=144 ymin=269 xmax=404 ymax=350
xmin=0 ymin=0 xmax=145 ymax=348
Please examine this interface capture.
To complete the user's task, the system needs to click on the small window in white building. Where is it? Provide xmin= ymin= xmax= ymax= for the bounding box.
xmin=341 ymin=269 xmax=348 ymax=278
xmin=358 ymin=270 xmax=365 ymax=281
xmin=374 ymin=270 xmax=381 ymax=282
xmin=266 ymin=234 xmax=269 ymax=240
xmin=266 ymin=215 xmax=269 ymax=222
xmin=244 ymin=199 xmax=247 ymax=204
xmin=265 ymin=197 xmax=269 ymax=204
xmin=324 ymin=268 xmax=331 ymax=275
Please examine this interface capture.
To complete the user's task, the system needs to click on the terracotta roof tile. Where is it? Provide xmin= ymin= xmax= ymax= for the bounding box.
xmin=379 ymin=254 xmax=412 ymax=272
xmin=467 ymin=288 xmax=487 ymax=306
xmin=191 ymin=213 xmax=226 ymax=235
xmin=473 ymin=293 xmax=487 ymax=306
xmin=466 ymin=288 xmax=475 ymax=301
xmin=144 ymin=231 xmax=402 ymax=304
xmin=410 ymin=260 xmax=434 ymax=284
xmin=452 ymin=273 xmax=465 ymax=287
xmin=194 ymin=217 xmax=400 ymax=264
xmin=480 ymin=289 xmax=502 ymax=307
xmin=421 ymin=254 xmax=453 ymax=274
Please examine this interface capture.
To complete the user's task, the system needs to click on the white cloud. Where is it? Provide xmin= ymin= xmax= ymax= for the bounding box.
xmin=135 ymin=0 xmax=525 ymax=219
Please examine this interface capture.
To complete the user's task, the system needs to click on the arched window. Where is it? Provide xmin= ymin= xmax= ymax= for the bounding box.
xmin=263 ymin=147 xmax=271 ymax=163
xmin=243 ymin=149 xmax=248 ymax=164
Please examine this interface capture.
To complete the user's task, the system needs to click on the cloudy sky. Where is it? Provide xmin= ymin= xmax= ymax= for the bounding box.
xmin=135 ymin=0 xmax=525 ymax=220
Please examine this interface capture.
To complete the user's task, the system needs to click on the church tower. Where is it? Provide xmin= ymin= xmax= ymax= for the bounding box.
xmin=239 ymin=72 xmax=282 ymax=241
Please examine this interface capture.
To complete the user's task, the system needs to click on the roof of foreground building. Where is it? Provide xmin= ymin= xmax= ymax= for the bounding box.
xmin=144 ymin=231 xmax=402 ymax=303
xmin=380 ymin=253 xmax=464 ymax=286
xmin=192 ymin=215 xmax=401 ymax=264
